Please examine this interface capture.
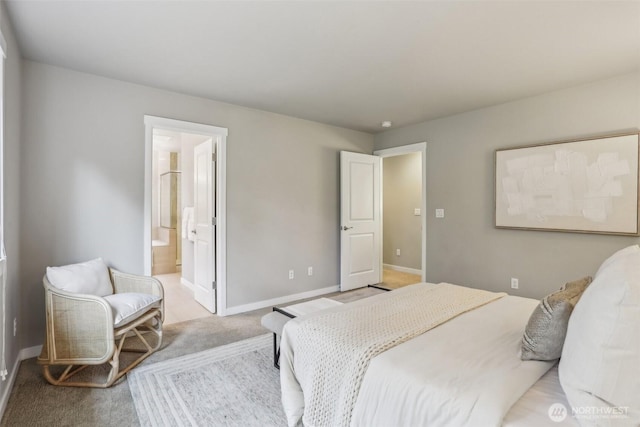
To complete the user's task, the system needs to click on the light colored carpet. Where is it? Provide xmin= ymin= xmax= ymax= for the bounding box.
xmin=1 ymin=287 xmax=384 ymax=427
xmin=129 ymin=334 xmax=284 ymax=427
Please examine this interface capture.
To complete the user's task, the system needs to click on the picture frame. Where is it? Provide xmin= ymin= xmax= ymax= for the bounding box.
xmin=495 ymin=132 xmax=640 ymax=235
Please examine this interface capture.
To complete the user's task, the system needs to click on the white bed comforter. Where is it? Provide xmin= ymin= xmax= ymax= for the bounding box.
xmin=281 ymin=283 xmax=506 ymax=426
xmin=281 ymin=284 xmax=554 ymax=427
xmin=351 ymin=293 xmax=554 ymax=426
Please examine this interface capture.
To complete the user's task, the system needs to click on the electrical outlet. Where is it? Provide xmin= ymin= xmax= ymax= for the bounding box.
xmin=435 ymin=209 xmax=445 ymax=218
xmin=307 ymin=266 xmax=313 ymax=276
xmin=288 ymin=270 xmax=294 ymax=280
xmin=13 ymin=318 xmax=17 ymax=337
xmin=396 ymin=249 xmax=401 ymax=256
xmin=511 ymin=278 xmax=519 ymax=289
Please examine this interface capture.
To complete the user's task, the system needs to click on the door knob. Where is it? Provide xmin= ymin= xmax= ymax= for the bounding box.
xmin=341 ymin=226 xmax=353 ymax=231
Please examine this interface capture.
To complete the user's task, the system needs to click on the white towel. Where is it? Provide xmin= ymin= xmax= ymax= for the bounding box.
xmin=182 ymin=207 xmax=195 ymax=242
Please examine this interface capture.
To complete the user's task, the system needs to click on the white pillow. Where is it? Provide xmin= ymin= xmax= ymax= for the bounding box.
xmin=559 ymin=248 xmax=640 ymax=424
xmin=103 ymin=293 xmax=161 ymax=327
xmin=594 ymin=244 xmax=639 ymax=277
xmin=46 ymin=258 xmax=113 ymax=297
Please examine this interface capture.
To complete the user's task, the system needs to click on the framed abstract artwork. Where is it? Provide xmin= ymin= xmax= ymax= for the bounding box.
xmin=495 ymin=132 xmax=640 ymax=235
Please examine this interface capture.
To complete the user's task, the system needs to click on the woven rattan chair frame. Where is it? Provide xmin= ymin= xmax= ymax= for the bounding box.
xmin=37 ymin=268 xmax=164 ymax=388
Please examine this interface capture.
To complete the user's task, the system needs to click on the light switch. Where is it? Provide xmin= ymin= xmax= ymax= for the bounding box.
xmin=435 ymin=208 xmax=445 ymax=218
xmin=414 ymin=208 xmax=421 ymax=216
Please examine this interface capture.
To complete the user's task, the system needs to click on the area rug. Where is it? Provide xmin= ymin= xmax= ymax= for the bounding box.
xmin=128 ymin=334 xmax=286 ymax=426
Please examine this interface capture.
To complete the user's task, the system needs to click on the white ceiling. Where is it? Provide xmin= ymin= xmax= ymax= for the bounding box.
xmin=5 ymin=1 xmax=640 ymax=134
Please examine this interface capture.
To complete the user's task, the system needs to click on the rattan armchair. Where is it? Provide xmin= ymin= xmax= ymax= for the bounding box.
xmin=37 ymin=266 xmax=164 ymax=388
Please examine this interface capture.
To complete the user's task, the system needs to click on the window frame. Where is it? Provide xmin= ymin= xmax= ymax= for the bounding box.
xmin=0 ymin=29 xmax=6 ymax=254
xmin=0 ymin=27 xmax=7 ymax=381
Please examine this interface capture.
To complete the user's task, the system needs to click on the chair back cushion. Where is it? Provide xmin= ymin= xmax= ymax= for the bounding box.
xmin=46 ymin=258 xmax=113 ymax=296
xmin=103 ymin=293 xmax=162 ymax=327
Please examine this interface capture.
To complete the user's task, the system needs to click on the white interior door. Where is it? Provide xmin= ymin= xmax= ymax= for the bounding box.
xmin=340 ymin=151 xmax=382 ymax=291
xmin=193 ymin=139 xmax=216 ymax=313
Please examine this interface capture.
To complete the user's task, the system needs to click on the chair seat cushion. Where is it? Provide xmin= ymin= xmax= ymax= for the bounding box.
xmin=103 ymin=293 xmax=162 ymax=327
xmin=46 ymin=258 xmax=113 ymax=297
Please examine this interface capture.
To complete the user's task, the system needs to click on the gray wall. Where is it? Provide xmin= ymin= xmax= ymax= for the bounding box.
xmin=382 ymin=153 xmax=422 ymax=270
xmin=1 ymin=1 xmax=22 ymax=402
xmin=20 ymin=61 xmax=373 ymax=347
xmin=375 ymin=72 xmax=640 ymax=299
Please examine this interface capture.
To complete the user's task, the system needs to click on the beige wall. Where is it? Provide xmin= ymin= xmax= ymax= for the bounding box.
xmin=382 ymin=153 xmax=422 ymax=270
xmin=19 ymin=61 xmax=373 ymax=347
xmin=375 ymin=72 xmax=640 ymax=300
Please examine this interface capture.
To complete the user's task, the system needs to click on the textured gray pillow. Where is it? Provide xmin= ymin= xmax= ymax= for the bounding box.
xmin=521 ymin=276 xmax=592 ymax=361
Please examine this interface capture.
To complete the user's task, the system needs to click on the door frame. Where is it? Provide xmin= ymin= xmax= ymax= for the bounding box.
xmin=374 ymin=142 xmax=427 ymax=282
xmin=143 ymin=115 xmax=229 ymax=315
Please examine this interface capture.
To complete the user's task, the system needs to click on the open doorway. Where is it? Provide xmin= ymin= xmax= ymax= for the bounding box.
xmin=151 ymin=132 xmax=183 ymax=277
xmin=150 ymin=129 xmax=210 ymax=324
xmin=375 ymin=142 xmax=427 ymax=289
xmin=339 ymin=142 xmax=426 ymax=291
xmin=144 ymin=116 xmax=229 ymax=322
xmin=380 ymin=152 xmax=423 ymax=289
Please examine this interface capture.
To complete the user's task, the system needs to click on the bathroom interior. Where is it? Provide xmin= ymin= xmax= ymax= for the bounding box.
xmin=151 ymin=129 xmax=213 ymax=324
xmin=152 ymin=150 xmax=182 ymax=275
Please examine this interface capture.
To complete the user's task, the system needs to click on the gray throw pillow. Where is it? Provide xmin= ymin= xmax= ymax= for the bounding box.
xmin=521 ymin=276 xmax=592 ymax=361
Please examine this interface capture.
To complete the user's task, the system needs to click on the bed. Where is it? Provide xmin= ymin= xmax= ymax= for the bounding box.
xmin=279 ymin=246 xmax=640 ymax=427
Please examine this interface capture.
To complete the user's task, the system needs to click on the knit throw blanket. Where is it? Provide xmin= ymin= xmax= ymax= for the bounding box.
xmin=292 ymin=283 xmax=506 ymax=427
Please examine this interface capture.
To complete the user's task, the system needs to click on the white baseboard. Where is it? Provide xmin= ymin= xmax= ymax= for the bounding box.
xmin=19 ymin=345 xmax=42 ymax=361
xmin=383 ymin=263 xmax=422 ymax=276
xmin=180 ymin=277 xmax=194 ymax=291
xmin=0 ymin=354 xmax=20 ymax=418
xmin=224 ymin=285 xmax=339 ymax=316
xmin=0 ymin=344 xmax=43 ymax=418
